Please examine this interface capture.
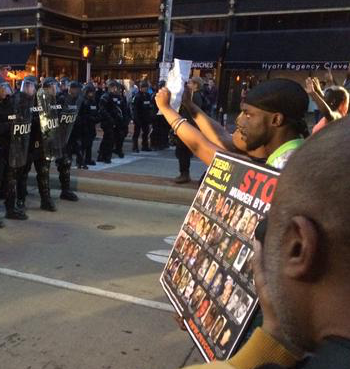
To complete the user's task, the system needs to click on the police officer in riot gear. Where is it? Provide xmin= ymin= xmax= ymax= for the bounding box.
xmin=59 ymin=81 xmax=83 ymax=168
xmin=132 ymin=81 xmax=152 ymax=152
xmin=98 ymin=79 xmax=123 ymax=163
xmin=80 ymin=83 xmax=100 ymax=167
xmin=58 ymin=77 xmax=70 ymax=98
xmin=55 ymin=81 xmax=81 ymax=201
xmin=17 ymin=76 xmax=57 ymax=212
xmin=0 ymin=79 xmax=14 ymax=225
xmin=112 ymin=82 xmax=129 ymax=158
xmin=3 ymin=77 xmax=35 ymax=220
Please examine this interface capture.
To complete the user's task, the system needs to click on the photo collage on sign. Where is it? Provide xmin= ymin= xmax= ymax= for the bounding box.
xmin=162 ymin=178 xmax=263 ymax=358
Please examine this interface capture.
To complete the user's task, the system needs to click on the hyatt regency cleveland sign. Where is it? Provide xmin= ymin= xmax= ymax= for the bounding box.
xmin=262 ymin=62 xmax=349 ymax=71
xmin=227 ymin=62 xmax=349 ymax=71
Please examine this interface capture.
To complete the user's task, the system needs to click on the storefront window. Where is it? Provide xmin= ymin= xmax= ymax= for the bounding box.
xmin=43 ymin=30 xmax=80 ymax=48
xmin=47 ymin=58 xmax=79 ymax=80
xmin=20 ymin=28 xmax=36 ymax=42
xmin=94 ymin=37 xmax=158 ymax=66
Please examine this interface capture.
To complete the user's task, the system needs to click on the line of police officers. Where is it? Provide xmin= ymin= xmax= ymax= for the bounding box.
xmin=0 ymin=76 xmax=145 ymax=228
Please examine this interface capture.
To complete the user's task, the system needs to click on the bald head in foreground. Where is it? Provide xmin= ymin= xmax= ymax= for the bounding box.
xmin=185 ymin=117 xmax=350 ymax=368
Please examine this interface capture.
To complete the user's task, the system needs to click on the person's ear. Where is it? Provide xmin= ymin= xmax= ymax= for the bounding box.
xmin=282 ymin=216 xmax=320 ymax=280
xmin=271 ymin=113 xmax=284 ymax=127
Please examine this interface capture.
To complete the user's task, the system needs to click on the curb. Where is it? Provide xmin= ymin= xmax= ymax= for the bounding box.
xmin=28 ymin=173 xmax=197 ymax=206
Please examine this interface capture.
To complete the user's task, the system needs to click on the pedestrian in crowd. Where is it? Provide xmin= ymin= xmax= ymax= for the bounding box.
xmin=79 ymin=83 xmax=100 ymax=167
xmin=182 ymin=117 xmax=350 ymax=369
xmin=132 ymin=80 xmax=153 ymax=152
xmin=240 ymin=82 xmax=250 ymax=106
xmin=98 ymin=79 xmax=124 ymax=163
xmin=156 ymin=78 xmax=309 ymax=170
xmin=343 ymin=68 xmax=350 ymax=93
xmin=206 ymin=78 xmax=218 ymax=118
xmin=174 ymin=76 xmax=205 ymax=184
xmin=306 ymin=77 xmax=349 ymax=135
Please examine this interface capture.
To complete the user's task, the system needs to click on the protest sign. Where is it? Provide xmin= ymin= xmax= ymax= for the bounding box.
xmin=160 ymin=152 xmax=279 ymax=361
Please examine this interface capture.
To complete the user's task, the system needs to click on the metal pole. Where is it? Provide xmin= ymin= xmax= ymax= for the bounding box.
xmin=164 ymin=0 xmax=173 ymax=34
xmin=86 ymin=61 xmax=91 ymax=82
xmin=159 ymin=0 xmax=174 ymax=81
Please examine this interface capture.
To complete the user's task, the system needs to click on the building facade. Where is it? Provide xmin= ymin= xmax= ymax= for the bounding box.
xmin=0 ymin=0 xmax=161 ymax=83
xmin=1 ymin=0 xmax=350 ymax=107
xmin=171 ymin=0 xmax=350 ymax=113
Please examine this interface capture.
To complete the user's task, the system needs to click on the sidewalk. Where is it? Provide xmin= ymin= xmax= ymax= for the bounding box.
xmin=29 ymin=135 xmax=207 ymax=205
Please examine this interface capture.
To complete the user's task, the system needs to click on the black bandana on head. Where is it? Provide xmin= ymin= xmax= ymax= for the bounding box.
xmin=245 ymin=78 xmax=309 ymax=122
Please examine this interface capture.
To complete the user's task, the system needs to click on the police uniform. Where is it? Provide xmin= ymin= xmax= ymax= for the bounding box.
xmin=55 ymin=81 xmax=81 ymax=202
xmin=2 ymin=86 xmax=34 ymax=220
xmin=98 ymin=81 xmax=123 ymax=163
xmin=80 ymin=85 xmax=100 ymax=166
xmin=112 ymin=88 xmax=129 ymax=158
xmin=132 ymin=86 xmax=152 ymax=152
xmin=17 ymin=94 xmax=56 ymax=212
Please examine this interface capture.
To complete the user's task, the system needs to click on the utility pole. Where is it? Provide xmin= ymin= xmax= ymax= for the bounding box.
xmin=159 ymin=0 xmax=174 ymax=81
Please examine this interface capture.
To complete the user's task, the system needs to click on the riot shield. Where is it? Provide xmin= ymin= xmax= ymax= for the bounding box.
xmin=8 ymin=92 xmax=33 ymax=168
xmin=58 ymin=94 xmax=83 ymax=145
xmin=37 ymin=88 xmax=63 ymax=159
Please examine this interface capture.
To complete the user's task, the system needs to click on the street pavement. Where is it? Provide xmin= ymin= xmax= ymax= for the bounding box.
xmin=28 ymin=133 xmax=208 ymax=206
xmin=0 ymin=190 xmax=204 ymax=369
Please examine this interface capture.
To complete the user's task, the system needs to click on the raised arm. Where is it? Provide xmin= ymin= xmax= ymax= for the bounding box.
xmin=155 ymin=88 xmax=223 ymax=166
xmin=182 ymin=87 xmax=235 ymax=152
xmin=305 ymin=78 xmax=341 ymax=122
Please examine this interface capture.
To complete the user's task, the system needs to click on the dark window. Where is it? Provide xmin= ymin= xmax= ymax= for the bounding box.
xmin=236 ymin=11 xmax=350 ymax=32
xmin=172 ymin=19 xmax=226 ymax=34
xmin=43 ymin=30 xmax=79 ymax=48
xmin=0 ymin=31 xmax=12 ymax=43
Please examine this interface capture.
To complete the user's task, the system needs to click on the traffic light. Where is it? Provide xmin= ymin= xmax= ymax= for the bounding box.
xmin=82 ymin=46 xmax=91 ymax=60
xmin=82 ymin=45 xmax=95 ymax=61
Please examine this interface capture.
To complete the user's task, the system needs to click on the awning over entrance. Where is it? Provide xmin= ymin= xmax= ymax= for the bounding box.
xmin=0 ymin=42 xmax=36 ymax=69
xmin=173 ymin=34 xmax=225 ymax=67
xmin=225 ymin=30 xmax=350 ymax=70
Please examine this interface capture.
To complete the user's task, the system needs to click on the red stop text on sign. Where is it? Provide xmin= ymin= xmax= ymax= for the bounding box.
xmin=239 ymin=169 xmax=278 ymax=204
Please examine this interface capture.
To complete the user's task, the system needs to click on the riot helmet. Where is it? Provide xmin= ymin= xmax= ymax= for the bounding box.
xmin=0 ymin=78 xmax=13 ymax=99
xmin=20 ymin=76 xmax=37 ymax=97
xmin=68 ymin=80 xmax=81 ymax=98
xmin=107 ymin=79 xmax=119 ymax=95
xmin=83 ymin=83 xmax=95 ymax=98
xmin=42 ymin=77 xmax=58 ymax=96
xmin=60 ymin=77 xmax=70 ymax=91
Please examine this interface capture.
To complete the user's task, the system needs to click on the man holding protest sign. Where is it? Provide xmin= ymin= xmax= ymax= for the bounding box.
xmin=156 ymin=78 xmax=311 ymax=363
xmin=179 ymin=116 xmax=350 ymax=369
xmin=155 ymin=78 xmax=310 ymax=169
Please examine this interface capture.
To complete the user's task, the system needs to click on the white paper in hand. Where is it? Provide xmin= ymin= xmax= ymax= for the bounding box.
xmin=166 ymin=58 xmax=192 ymax=112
